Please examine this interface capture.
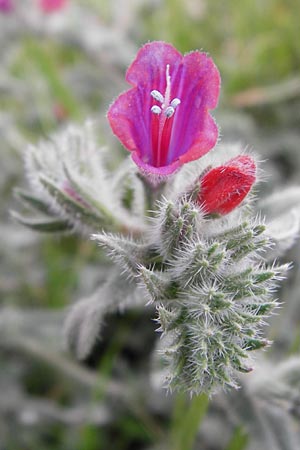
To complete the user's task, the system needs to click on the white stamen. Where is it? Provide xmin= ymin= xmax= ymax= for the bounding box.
xmin=150 ymin=66 xmax=181 ymax=118
xmin=164 ymin=106 xmax=175 ymax=118
xmin=151 ymin=105 xmax=162 ymax=115
xmin=151 ymin=90 xmax=164 ymax=103
xmin=165 ymin=64 xmax=171 ymax=107
xmin=170 ymin=98 xmax=181 ymax=108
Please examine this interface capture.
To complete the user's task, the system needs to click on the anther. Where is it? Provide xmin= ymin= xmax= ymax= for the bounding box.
xmin=151 ymin=90 xmax=164 ymax=104
xmin=164 ymin=106 xmax=175 ymax=118
xmin=151 ymin=105 xmax=162 ymax=115
xmin=170 ymin=98 xmax=181 ymax=108
xmin=150 ymin=68 xmax=181 ymax=118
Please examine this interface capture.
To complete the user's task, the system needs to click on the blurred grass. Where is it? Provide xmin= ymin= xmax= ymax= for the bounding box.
xmin=1 ymin=0 xmax=300 ymax=449
xmin=24 ymin=38 xmax=82 ymax=121
xmin=144 ymin=0 xmax=300 ymax=94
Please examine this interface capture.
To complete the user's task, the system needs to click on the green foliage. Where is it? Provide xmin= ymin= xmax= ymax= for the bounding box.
xmin=13 ymin=122 xmax=147 ymax=236
xmin=24 ymin=39 xmax=82 ymax=120
xmin=143 ymin=0 xmax=300 ymax=94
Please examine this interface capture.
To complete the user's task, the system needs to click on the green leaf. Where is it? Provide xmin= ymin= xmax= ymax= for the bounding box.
xmin=247 ymin=302 xmax=275 ymax=316
xmin=139 ymin=266 xmax=177 ymax=302
xmin=39 ymin=175 xmax=102 ymax=228
xmin=252 ymin=271 xmax=275 ymax=283
xmin=14 ymin=188 xmax=51 ymax=215
xmin=93 ymin=233 xmax=149 ymax=277
xmin=244 ymin=338 xmax=270 ymax=351
xmin=11 ymin=211 xmax=71 ymax=232
xmin=63 ymin=164 xmax=117 ymax=227
xmin=158 ymin=306 xmax=181 ymax=332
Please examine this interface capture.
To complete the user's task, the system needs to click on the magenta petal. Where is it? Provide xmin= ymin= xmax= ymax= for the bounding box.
xmin=132 ymin=152 xmax=181 ymax=177
xmin=108 ymin=42 xmax=183 ymax=167
xmin=178 ymin=114 xmax=219 ymax=165
xmin=108 ymin=87 xmax=150 ymax=158
xmin=168 ymin=51 xmax=220 ymax=164
xmin=126 ymin=42 xmax=182 ymax=90
xmin=107 ymin=41 xmax=221 ymax=177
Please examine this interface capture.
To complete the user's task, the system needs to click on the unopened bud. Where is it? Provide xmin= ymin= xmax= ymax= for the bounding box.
xmin=197 ymin=155 xmax=256 ymax=215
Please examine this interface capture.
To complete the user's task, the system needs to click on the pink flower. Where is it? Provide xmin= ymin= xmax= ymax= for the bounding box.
xmin=108 ymin=41 xmax=220 ymax=178
xmin=197 ymin=155 xmax=256 ymax=215
xmin=0 ymin=0 xmax=13 ymax=13
xmin=38 ymin=0 xmax=67 ymax=13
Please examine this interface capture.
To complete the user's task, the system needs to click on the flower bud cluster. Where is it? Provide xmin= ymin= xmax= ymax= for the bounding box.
xmin=95 ymin=197 xmax=288 ymax=394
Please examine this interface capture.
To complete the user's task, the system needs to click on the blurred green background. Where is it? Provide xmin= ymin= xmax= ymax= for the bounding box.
xmin=1 ymin=0 xmax=300 ymax=449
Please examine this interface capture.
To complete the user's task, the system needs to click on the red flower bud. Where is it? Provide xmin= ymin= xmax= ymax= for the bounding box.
xmin=38 ymin=0 xmax=67 ymax=13
xmin=197 ymin=155 xmax=256 ymax=215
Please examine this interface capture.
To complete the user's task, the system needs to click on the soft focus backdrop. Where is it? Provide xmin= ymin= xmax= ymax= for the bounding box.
xmin=1 ymin=1 xmax=300 ymax=449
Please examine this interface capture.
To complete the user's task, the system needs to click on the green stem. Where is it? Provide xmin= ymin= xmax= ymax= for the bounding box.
xmin=225 ymin=426 xmax=249 ymax=450
xmin=169 ymin=392 xmax=209 ymax=450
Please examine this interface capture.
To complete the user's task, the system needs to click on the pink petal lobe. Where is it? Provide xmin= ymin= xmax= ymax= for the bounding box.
xmin=179 ymin=114 xmax=218 ymax=164
xmin=108 ymin=88 xmax=149 ymax=156
xmin=168 ymin=51 xmax=221 ymax=164
xmin=126 ymin=42 xmax=183 ymax=89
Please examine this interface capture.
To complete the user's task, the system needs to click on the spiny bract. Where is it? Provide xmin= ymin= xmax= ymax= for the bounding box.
xmin=95 ymin=197 xmax=288 ymax=395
